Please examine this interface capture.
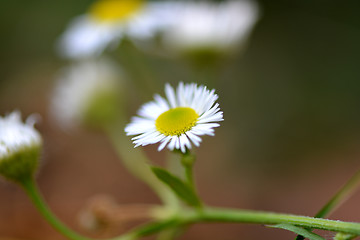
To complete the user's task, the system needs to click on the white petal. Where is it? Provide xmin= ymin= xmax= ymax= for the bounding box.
xmin=0 ymin=111 xmax=42 ymax=159
xmin=165 ymin=83 xmax=177 ymax=108
xmin=186 ymin=131 xmax=202 ymax=147
xmin=158 ymin=136 xmax=171 ymax=151
xmin=57 ymin=15 xmax=123 ymax=59
xmin=162 ymin=0 xmax=259 ymax=52
xmin=175 ymin=136 xmax=180 ymax=150
xmin=198 ymin=111 xmax=223 ymax=123
xmin=167 ymin=137 xmax=177 ymax=150
xmin=179 ymin=134 xmax=191 ymax=152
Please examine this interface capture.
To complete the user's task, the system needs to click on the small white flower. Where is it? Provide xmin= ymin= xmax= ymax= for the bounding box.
xmin=0 ymin=111 xmax=42 ymax=160
xmin=125 ymin=82 xmax=224 ymax=153
xmin=162 ymin=0 xmax=259 ymax=53
xmin=57 ymin=0 xmax=176 ymax=59
xmin=51 ymin=58 xmax=120 ymax=128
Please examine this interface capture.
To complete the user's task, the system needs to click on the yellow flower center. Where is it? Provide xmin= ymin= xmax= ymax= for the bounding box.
xmin=155 ymin=107 xmax=199 ymax=136
xmin=89 ymin=0 xmax=144 ymax=23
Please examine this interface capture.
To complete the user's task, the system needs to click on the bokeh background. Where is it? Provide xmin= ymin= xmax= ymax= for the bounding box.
xmin=1 ymin=0 xmax=360 ymax=239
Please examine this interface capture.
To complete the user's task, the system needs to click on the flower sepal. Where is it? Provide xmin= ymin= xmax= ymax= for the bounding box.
xmin=179 ymin=150 xmax=196 ymax=168
xmin=0 ymin=145 xmax=41 ymax=183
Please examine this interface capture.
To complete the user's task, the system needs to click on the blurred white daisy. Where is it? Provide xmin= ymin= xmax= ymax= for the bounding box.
xmin=51 ymin=58 xmax=121 ymax=128
xmin=0 ymin=111 xmax=42 ymax=160
xmin=125 ymin=82 xmax=223 ymax=153
xmin=162 ymin=0 xmax=259 ymax=54
xmin=58 ymin=0 xmax=178 ymax=59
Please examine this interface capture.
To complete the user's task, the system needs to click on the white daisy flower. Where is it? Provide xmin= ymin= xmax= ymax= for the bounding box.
xmin=51 ymin=58 xmax=121 ymax=128
xmin=125 ymin=82 xmax=224 ymax=153
xmin=0 ymin=111 xmax=42 ymax=160
xmin=162 ymin=0 xmax=259 ymax=54
xmin=57 ymin=0 xmax=177 ymax=59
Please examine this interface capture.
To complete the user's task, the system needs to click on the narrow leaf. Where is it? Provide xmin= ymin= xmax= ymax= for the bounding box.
xmin=315 ymin=169 xmax=360 ymax=218
xmin=334 ymin=232 xmax=357 ymax=240
xmin=296 ymin=169 xmax=360 ymax=240
xmin=151 ymin=167 xmax=201 ymax=207
xmin=269 ymin=224 xmax=325 ymax=240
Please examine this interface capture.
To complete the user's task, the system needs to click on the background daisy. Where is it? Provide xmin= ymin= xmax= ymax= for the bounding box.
xmin=125 ymin=82 xmax=224 ymax=153
xmin=50 ymin=58 xmax=121 ymax=128
xmin=57 ymin=0 xmax=178 ymax=59
xmin=162 ymin=0 xmax=259 ymax=54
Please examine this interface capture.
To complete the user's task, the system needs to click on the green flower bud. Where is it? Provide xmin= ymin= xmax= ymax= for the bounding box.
xmin=0 ymin=111 xmax=42 ymax=182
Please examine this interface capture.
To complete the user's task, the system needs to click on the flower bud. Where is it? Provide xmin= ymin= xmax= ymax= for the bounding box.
xmin=0 ymin=111 xmax=42 ymax=182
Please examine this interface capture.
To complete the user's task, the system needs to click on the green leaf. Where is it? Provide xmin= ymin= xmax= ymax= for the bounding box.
xmin=151 ymin=167 xmax=201 ymax=207
xmin=296 ymin=169 xmax=360 ymax=240
xmin=315 ymin=169 xmax=360 ymax=218
xmin=268 ymin=224 xmax=325 ymax=240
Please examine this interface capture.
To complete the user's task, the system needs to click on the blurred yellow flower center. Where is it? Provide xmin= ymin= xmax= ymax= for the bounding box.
xmin=156 ymin=107 xmax=199 ymax=136
xmin=89 ymin=0 xmax=144 ymax=22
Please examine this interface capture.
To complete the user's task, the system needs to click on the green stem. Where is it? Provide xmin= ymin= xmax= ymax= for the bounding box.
xmin=184 ymin=164 xmax=194 ymax=188
xmin=180 ymin=152 xmax=203 ymax=209
xmin=113 ymin=207 xmax=360 ymax=239
xmin=116 ymin=39 xmax=160 ymax=100
xmin=180 ymin=152 xmax=196 ymax=189
xmin=194 ymin=207 xmax=360 ymax=234
xmin=20 ymin=177 xmax=91 ymax=240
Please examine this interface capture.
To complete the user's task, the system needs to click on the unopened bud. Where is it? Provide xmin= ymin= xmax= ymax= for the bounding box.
xmin=0 ymin=111 xmax=42 ymax=182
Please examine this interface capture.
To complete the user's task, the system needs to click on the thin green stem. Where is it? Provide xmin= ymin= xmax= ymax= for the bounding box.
xmin=184 ymin=164 xmax=194 ymax=188
xmin=115 ymin=39 xmax=161 ymax=100
xmin=20 ymin=177 xmax=91 ymax=240
xmin=180 ymin=152 xmax=196 ymax=189
xmin=194 ymin=208 xmax=360 ymax=234
xmin=113 ymin=207 xmax=360 ymax=239
xmin=179 ymin=152 xmax=203 ymax=209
